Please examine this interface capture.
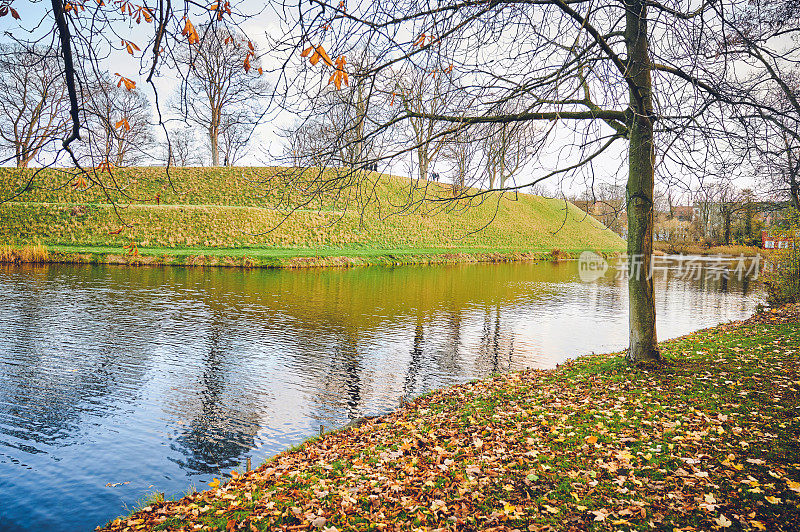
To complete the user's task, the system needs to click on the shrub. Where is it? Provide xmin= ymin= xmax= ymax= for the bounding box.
xmin=763 ymin=211 xmax=800 ymax=306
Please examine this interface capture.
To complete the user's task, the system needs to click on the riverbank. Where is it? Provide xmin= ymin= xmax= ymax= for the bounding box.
xmin=654 ymin=241 xmax=761 ymax=257
xmin=0 ymin=167 xmax=625 ymax=266
xmin=99 ymin=305 xmax=799 ymax=532
xmin=0 ymin=243 xmax=621 ymax=268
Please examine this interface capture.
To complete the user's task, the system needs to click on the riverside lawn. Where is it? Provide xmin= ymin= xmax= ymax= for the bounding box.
xmin=0 ymin=167 xmax=624 ymax=264
xmin=99 ymin=305 xmax=799 ymax=532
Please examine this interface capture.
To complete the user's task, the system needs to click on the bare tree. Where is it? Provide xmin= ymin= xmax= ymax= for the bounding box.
xmin=285 ymin=49 xmax=390 ymax=171
xmin=394 ymin=68 xmax=451 ymax=182
xmin=165 ymin=127 xmax=200 ymax=167
xmin=266 ymin=0 xmax=800 ymax=363
xmin=481 ymin=102 xmax=541 ymax=189
xmin=219 ymin=113 xmax=251 ymax=166
xmin=0 ymin=45 xmax=68 ymax=167
xmin=81 ymin=74 xmax=154 ymax=166
xmin=175 ymin=24 xmax=268 ymax=166
xmin=442 ymin=127 xmax=480 ymax=194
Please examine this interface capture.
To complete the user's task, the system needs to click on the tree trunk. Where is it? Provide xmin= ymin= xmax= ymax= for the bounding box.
xmin=723 ymin=210 xmax=732 ymax=245
xmin=625 ymin=0 xmax=661 ymax=364
xmin=209 ymin=126 xmax=220 ymax=166
xmin=790 ymin=179 xmax=800 ymax=211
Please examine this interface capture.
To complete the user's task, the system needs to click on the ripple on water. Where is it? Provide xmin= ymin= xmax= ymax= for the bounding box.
xmin=0 ymin=260 xmax=762 ymax=531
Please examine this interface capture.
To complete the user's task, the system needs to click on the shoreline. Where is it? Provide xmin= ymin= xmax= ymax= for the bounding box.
xmin=98 ymin=305 xmax=799 ymax=532
xmin=0 ymin=245 xmax=623 ymax=269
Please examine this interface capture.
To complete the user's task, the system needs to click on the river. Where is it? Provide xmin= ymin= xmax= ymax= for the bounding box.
xmin=0 ymin=258 xmax=761 ymax=530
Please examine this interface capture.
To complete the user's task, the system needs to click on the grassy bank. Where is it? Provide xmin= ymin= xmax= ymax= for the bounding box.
xmin=99 ymin=305 xmax=799 ymax=532
xmin=654 ymin=241 xmax=761 ymax=257
xmin=0 ymin=243 xmax=614 ymax=268
xmin=0 ymin=167 xmax=624 ymax=266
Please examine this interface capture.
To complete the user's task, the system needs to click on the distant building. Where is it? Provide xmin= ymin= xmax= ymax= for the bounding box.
xmin=672 ymin=205 xmax=694 ymax=222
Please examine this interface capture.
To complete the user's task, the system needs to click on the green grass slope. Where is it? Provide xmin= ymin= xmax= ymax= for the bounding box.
xmin=0 ymin=167 xmax=624 ymax=265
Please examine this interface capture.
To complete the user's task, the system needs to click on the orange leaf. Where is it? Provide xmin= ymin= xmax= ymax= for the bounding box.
xmin=300 ymin=46 xmax=313 ymax=58
xmin=413 ymin=33 xmax=426 ymax=46
xmin=182 ymin=18 xmax=200 ymax=45
xmin=243 ymin=54 xmax=251 ymax=73
xmin=585 ymin=435 xmax=598 ymax=444
xmin=114 ymin=73 xmax=136 ymax=91
xmin=315 ymin=45 xmax=333 ymax=67
xmin=247 ymin=40 xmax=255 ymax=52
xmin=257 ymin=67 xmax=263 ymax=75
xmin=115 ymin=118 xmax=131 ymax=131
xmin=10 ymin=7 xmax=20 ymax=19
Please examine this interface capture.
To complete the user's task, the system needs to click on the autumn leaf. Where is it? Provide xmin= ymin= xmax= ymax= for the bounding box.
xmin=208 ymin=478 xmax=220 ymax=488
xmin=584 ymin=435 xmax=598 ymax=444
xmin=123 ymin=241 xmax=139 ymax=256
xmin=305 ymin=45 xmax=333 ymax=67
xmin=0 ymin=4 xmax=20 ymax=19
xmin=715 ymin=514 xmax=732 ymax=528
xmin=115 ymin=118 xmax=131 ymax=131
xmin=121 ymin=39 xmax=140 ymax=55
xmin=182 ymin=17 xmax=200 ymax=45
xmin=328 ymin=57 xmax=348 ymax=90
xmin=114 ymin=73 xmax=136 ymax=91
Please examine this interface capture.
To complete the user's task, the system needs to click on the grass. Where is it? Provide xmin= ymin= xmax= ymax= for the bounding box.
xmin=0 ymin=167 xmax=625 ymax=266
xmin=655 ymin=241 xmax=761 ymax=257
xmin=99 ymin=305 xmax=799 ymax=531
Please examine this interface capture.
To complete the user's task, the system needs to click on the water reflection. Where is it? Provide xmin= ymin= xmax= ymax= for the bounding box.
xmin=0 ymin=260 xmax=762 ymax=531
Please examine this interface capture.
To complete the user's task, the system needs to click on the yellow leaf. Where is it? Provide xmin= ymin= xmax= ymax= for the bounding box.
xmin=584 ymin=435 xmax=598 ymax=444
xmin=765 ymin=495 xmax=781 ymax=504
xmin=751 ymin=521 xmax=766 ymax=531
xmin=208 ymin=478 xmax=220 ymax=488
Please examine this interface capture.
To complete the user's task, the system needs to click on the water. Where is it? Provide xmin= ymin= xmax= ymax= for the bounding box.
xmin=0 ymin=259 xmax=761 ymax=531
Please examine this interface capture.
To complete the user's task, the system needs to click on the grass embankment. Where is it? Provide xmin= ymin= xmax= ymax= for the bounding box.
xmin=0 ymin=167 xmax=624 ymax=267
xmin=100 ymin=306 xmax=800 ymax=532
xmin=654 ymin=241 xmax=761 ymax=257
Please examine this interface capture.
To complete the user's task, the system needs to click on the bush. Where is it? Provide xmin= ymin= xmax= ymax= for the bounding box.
xmin=763 ymin=211 xmax=800 ymax=306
